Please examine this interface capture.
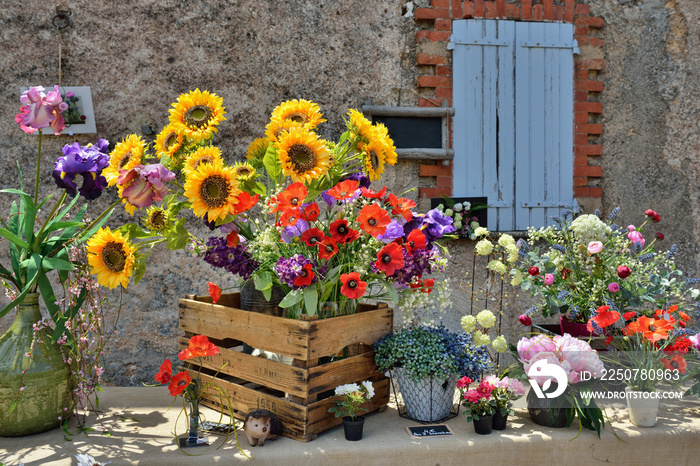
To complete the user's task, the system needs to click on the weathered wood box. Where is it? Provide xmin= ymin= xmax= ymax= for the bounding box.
xmin=178 ymin=292 xmax=392 ymax=442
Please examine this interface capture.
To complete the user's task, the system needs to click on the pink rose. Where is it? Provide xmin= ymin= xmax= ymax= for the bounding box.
xmin=456 ymin=376 xmax=472 ymax=389
xmin=544 ymin=273 xmax=555 ymax=285
xmin=628 ymin=230 xmax=645 ymax=246
xmin=587 ymin=241 xmax=603 ymax=254
xmin=608 ymin=282 xmax=619 ymax=293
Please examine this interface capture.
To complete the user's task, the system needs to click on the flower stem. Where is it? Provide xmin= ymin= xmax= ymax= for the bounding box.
xmin=34 ymin=129 xmax=42 ymax=206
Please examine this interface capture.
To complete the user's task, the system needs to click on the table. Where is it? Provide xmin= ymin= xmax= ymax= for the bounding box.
xmin=1 ymin=387 xmax=699 ymax=465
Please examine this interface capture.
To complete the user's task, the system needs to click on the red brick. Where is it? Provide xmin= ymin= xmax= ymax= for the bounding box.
xmin=554 ymin=5 xmax=563 ymax=21
xmin=417 ymin=30 xmax=452 ymax=42
xmin=420 ymin=187 xmax=453 ymax=198
xmin=574 ymin=91 xmax=589 ymax=101
xmin=432 ymin=0 xmax=450 ymax=8
xmin=574 ymin=165 xmax=603 ymax=177
xmin=435 ymin=19 xmax=452 ymax=31
xmin=589 ymin=187 xmax=603 ymax=197
xmin=435 ymin=87 xmax=453 ymax=99
xmin=576 ymin=16 xmax=605 ymax=28
xmin=436 ymin=176 xmax=453 ymax=187
xmin=574 ymin=176 xmax=588 ymax=187
xmin=420 ymin=164 xmax=453 ymax=177
xmin=574 ymin=187 xmax=591 ymax=198
xmin=574 ymin=135 xmax=589 ymax=146
xmin=415 ymin=7 xmax=451 ymax=20
xmin=505 ymin=3 xmax=519 ymax=18
xmin=576 ymin=59 xmax=605 ymax=71
xmin=574 ymin=69 xmax=588 ymax=80
xmin=574 ymin=112 xmax=589 ymax=123
xmin=452 ymin=0 xmax=463 ymax=19
xmin=576 ymin=123 xmax=604 ymax=134
xmin=484 ymin=1 xmax=495 ymax=18
xmin=533 ymin=5 xmax=543 ymax=20
xmin=417 ymin=53 xmax=448 ymax=65
xmin=574 ymin=144 xmax=603 ymax=156
xmin=574 ymin=25 xmax=589 ymax=36
xmin=577 ymin=37 xmax=605 ymax=48
xmin=575 ymin=101 xmax=603 ymax=113
xmin=436 ymin=64 xmax=452 ymax=76
xmin=495 ymin=0 xmax=505 ymax=17
xmin=417 ymin=76 xmax=452 ymax=88
xmin=564 ymin=0 xmax=575 ymax=22
xmin=522 ymin=0 xmax=532 ymax=20
xmin=576 ymin=4 xmax=590 ymax=16
xmin=543 ymin=0 xmax=553 ymax=20
xmin=575 ymin=79 xmax=604 ymax=92
xmin=474 ymin=0 xmax=484 ymax=17
xmin=462 ymin=1 xmax=473 ymax=18
xmin=574 ymin=155 xmax=589 ymax=166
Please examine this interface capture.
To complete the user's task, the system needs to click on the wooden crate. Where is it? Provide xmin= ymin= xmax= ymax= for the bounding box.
xmin=178 ymin=292 xmax=392 ymax=442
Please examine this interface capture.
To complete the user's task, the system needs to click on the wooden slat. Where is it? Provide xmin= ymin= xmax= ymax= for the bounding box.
xmin=495 ymin=20 xmax=516 ymax=231
xmin=306 ymin=308 xmax=392 ymax=359
xmin=307 ymin=351 xmax=384 ymax=395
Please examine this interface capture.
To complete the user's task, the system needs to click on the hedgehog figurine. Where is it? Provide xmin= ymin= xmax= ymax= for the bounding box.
xmin=243 ymin=409 xmax=283 ymax=446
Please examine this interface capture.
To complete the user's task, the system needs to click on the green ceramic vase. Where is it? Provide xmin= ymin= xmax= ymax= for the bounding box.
xmin=0 ymin=293 xmax=72 ymax=436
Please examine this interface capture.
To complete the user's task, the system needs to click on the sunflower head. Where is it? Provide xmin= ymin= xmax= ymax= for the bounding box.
xmin=232 ymin=162 xmax=257 ymax=181
xmin=246 ymin=137 xmax=270 ymax=161
xmin=347 ymin=109 xmax=374 ymax=143
xmin=103 ymin=135 xmax=146 ymax=186
xmin=276 ymin=127 xmax=331 ymax=184
xmin=183 ymin=145 xmax=223 ymax=175
xmin=155 ymin=123 xmax=184 ymax=157
xmin=270 ymin=99 xmax=326 ymax=129
xmin=143 ymin=206 xmax=170 ymax=231
xmin=87 ymin=227 xmax=136 ymax=290
xmin=183 ymin=158 xmax=242 ymax=222
xmin=265 ymin=117 xmax=303 ymax=142
xmin=169 ymin=89 xmax=226 ymax=142
xmin=361 ymin=139 xmax=388 ymax=182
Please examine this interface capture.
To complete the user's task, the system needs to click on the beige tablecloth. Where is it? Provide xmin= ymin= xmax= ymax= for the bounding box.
xmin=1 ymin=387 xmax=699 ymax=465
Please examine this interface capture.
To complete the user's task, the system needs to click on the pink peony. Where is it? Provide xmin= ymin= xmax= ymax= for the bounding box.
xmin=608 ymin=282 xmax=619 ymax=293
xmin=523 ymin=352 xmax=571 ymax=387
xmin=557 ymin=334 xmax=605 ymax=380
xmin=628 ymin=230 xmax=645 ymax=246
xmin=689 ymin=334 xmax=700 ymax=351
xmin=517 ymin=335 xmax=557 ymax=362
xmin=587 ymin=241 xmax=604 ymax=254
xmin=507 ymin=378 xmax=526 ymax=396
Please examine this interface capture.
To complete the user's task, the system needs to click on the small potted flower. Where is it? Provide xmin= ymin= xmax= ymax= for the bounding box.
xmin=483 ymin=375 xmax=526 ymax=430
xmin=457 ymin=377 xmax=496 ymax=434
xmin=328 ymin=381 xmax=375 ymax=441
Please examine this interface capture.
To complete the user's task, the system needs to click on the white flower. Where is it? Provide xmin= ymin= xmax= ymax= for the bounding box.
xmin=487 ymin=259 xmax=507 ymax=276
xmin=453 ymin=203 xmax=463 ymax=212
xmin=492 ymin=335 xmax=508 ymax=353
xmin=475 ymin=239 xmax=493 ymax=256
xmin=445 ymin=208 xmax=454 ymax=217
xmin=476 ymin=310 xmax=496 ymax=328
xmin=461 ymin=315 xmax=477 ymax=333
xmin=335 ymin=383 xmax=360 ymax=396
xmin=436 ymin=203 xmax=445 ymax=212
xmin=75 ymin=454 xmax=110 ymax=466
xmin=498 ymin=234 xmax=515 ymax=248
xmin=473 ymin=331 xmax=491 ymax=346
xmin=569 ymin=214 xmax=611 ymax=243
xmin=474 ymin=226 xmax=489 ymax=237
xmin=511 ymin=269 xmax=523 ymax=286
xmin=454 ymin=218 xmax=462 ymax=229
xmin=362 ymin=380 xmax=375 ymax=399
xmin=463 ymin=201 xmax=471 ymax=211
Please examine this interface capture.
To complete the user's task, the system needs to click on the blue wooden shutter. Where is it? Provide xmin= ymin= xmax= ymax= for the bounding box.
xmin=451 ymin=19 xmax=576 ymax=231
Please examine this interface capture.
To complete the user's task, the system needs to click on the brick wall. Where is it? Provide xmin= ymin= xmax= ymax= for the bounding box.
xmin=414 ymin=0 xmax=604 ymax=203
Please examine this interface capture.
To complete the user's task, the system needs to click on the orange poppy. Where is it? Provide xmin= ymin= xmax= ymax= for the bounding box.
xmin=168 ymin=371 xmax=191 ymax=397
xmin=208 ymin=282 xmax=222 ymax=304
xmin=623 ymin=311 xmax=637 ymax=320
xmin=327 ymin=180 xmax=359 ymax=200
xmin=340 ymin=272 xmax=367 ymax=299
xmin=233 ymin=192 xmax=259 ymax=215
xmin=360 ymin=186 xmax=387 ymax=199
xmin=294 ymin=263 xmax=315 ymax=287
xmin=586 ymin=305 xmax=620 ymax=332
xmin=178 ymin=334 xmax=219 ymax=360
xmin=302 ymin=202 xmax=320 ymax=222
xmin=277 ymin=182 xmax=308 ymax=211
xmin=406 ymin=229 xmax=427 ymax=254
xmin=226 ymin=230 xmax=240 ymax=248
xmin=278 ymin=208 xmax=301 ymax=227
xmin=155 ymin=360 xmax=172 ymax=384
xmin=624 ymin=316 xmax=673 ymax=343
xmin=357 ymin=203 xmax=390 ymax=238
xmin=679 ymin=311 xmax=690 ymax=322
xmin=375 ymin=242 xmax=405 ymax=276
xmin=386 ymin=193 xmax=417 ymax=222
xmin=267 ymin=195 xmax=279 ymax=214
xmin=661 ymin=353 xmax=687 ymax=374
xmin=317 ymin=236 xmax=338 ymax=260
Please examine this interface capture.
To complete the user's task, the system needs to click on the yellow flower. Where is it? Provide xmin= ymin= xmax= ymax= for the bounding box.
xmin=232 ymin=162 xmax=257 ymax=181
xmin=142 ymin=206 xmax=169 ymax=231
xmin=103 ymin=134 xmax=145 ymax=186
xmin=168 ymin=89 xmax=226 ymax=142
xmin=183 ymin=146 xmax=223 ymax=175
xmin=498 ymin=234 xmax=515 ymax=248
xmin=246 ymin=137 xmax=270 ymax=161
xmin=372 ymin=123 xmax=397 ymax=165
xmin=265 ymin=117 xmax=303 ymax=142
xmin=492 ymin=335 xmax=508 ymax=353
xmin=487 ymin=259 xmax=507 ymax=276
xmin=347 ymin=109 xmax=374 ymax=142
xmin=276 ymin=127 xmax=331 ymax=184
xmin=511 ymin=269 xmax=523 ymax=286
xmin=476 ymin=310 xmax=496 ymax=328
xmin=360 ymin=139 xmax=387 ymax=182
xmin=87 ymin=227 xmax=136 ymax=290
xmin=183 ymin=158 xmax=242 ymax=222
xmin=461 ymin=315 xmax=476 ymax=333
xmin=270 ymin=99 xmax=326 ymax=129
xmin=473 ymin=331 xmax=491 ymax=346
xmin=475 ymin=238 xmax=493 ymax=256
xmin=474 ymin=227 xmax=490 ymax=238
xmin=154 ymin=123 xmax=184 ymax=157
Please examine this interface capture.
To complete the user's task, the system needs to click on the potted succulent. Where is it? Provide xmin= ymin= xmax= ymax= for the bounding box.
xmin=328 ymin=380 xmax=375 ymax=441
xmin=374 ymin=325 xmax=491 ymax=422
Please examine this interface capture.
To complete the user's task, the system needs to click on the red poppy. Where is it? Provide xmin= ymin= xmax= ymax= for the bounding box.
xmin=327 ymin=180 xmax=359 ymax=200
xmin=670 ymin=338 xmax=693 ymax=353
xmin=233 ymin=192 xmax=259 ymax=215
xmin=317 ymin=236 xmax=338 ymax=260
xmin=226 ymin=230 xmax=239 ymax=248
xmin=586 ymin=305 xmax=619 ymax=332
xmin=277 ymin=182 xmax=308 ymax=211
xmin=375 ymin=242 xmax=405 ymax=276
xmin=386 ymin=193 xmax=416 ymax=221
xmin=528 ymin=266 xmax=539 ymax=276
xmin=302 ymin=202 xmax=320 ymax=222
xmin=357 ymin=203 xmax=390 ymax=237
xmin=278 ymin=208 xmax=301 ymax=227
xmin=267 ymin=195 xmax=279 ymax=214
xmin=406 ymin=229 xmax=427 ymax=254
xmin=155 ymin=360 xmax=172 ymax=384
xmin=604 ymin=335 xmax=613 ymax=345
xmin=622 ymin=311 xmax=637 ymax=320
xmin=293 ymin=263 xmax=315 ymax=287
xmin=661 ymin=353 xmax=687 ymax=374
xmin=679 ymin=311 xmax=690 ymax=322
xmin=300 ymin=228 xmax=326 ymax=247
xmin=419 ymin=278 xmax=435 ymax=294
xmin=329 ymin=219 xmax=360 ymax=243
xmin=340 ymin=272 xmax=367 ymax=299
xmin=360 ymin=186 xmax=387 ymax=199
xmin=179 ymin=334 xmax=220 ymax=360
xmin=208 ymin=282 xmax=222 ymax=304
xmin=623 ymin=317 xmax=673 ymax=343
xmin=168 ymin=371 xmax=191 ymax=397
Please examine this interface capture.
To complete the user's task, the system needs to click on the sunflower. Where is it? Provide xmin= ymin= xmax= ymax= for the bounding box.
xmin=154 ymin=123 xmax=184 ymax=157
xmin=347 ymin=109 xmax=374 ymax=142
xmin=276 ymin=127 xmax=330 ymax=184
xmin=142 ymin=206 xmax=170 ymax=231
xmin=169 ymin=89 xmax=226 ymax=142
xmin=87 ymin=227 xmax=136 ymax=290
xmin=183 ymin=146 xmax=223 ymax=174
xmin=360 ymin=138 xmax=388 ymax=181
xmin=372 ymin=123 xmax=398 ymax=165
xmin=265 ymin=116 xmax=303 ymax=142
xmin=232 ymin=162 xmax=257 ymax=181
xmin=246 ymin=137 xmax=270 ymax=161
xmin=183 ymin=158 xmax=242 ymax=222
xmin=270 ymin=99 xmax=326 ymax=129
xmin=103 ymin=134 xmax=146 ymax=186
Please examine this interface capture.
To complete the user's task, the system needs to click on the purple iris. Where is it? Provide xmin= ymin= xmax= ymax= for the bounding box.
xmin=281 ymin=219 xmax=309 ymax=243
xmin=52 ymin=139 xmax=110 ymax=200
xmin=377 ymin=219 xmax=405 ymax=243
xmin=422 ymin=208 xmax=456 ymax=241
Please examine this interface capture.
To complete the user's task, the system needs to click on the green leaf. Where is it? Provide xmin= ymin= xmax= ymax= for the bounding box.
xmin=0 ymin=227 xmax=31 ymax=250
xmin=133 ymin=248 xmax=152 ymax=285
xmin=304 ymin=284 xmax=318 ymax=316
xmin=262 ymin=143 xmax=281 ymax=178
xmin=253 ymin=272 xmax=273 ymax=292
xmin=41 ymin=257 xmax=75 ymax=271
xmin=279 ymin=289 xmax=303 ymax=308
xmin=165 ymin=218 xmax=189 ymax=250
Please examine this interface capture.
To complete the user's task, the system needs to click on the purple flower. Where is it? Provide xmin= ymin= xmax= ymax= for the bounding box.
xmin=422 ymin=208 xmax=456 ymax=241
xmin=275 ymin=255 xmax=317 ymax=288
xmin=281 ymin=219 xmax=309 ymax=243
xmin=377 ymin=219 xmax=405 ymax=243
xmin=201 ymin=236 xmax=258 ymax=280
xmin=52 ymin=139 xmax=110 ymax=200
xmin=117 ymin=163 xmax=175 ymax=210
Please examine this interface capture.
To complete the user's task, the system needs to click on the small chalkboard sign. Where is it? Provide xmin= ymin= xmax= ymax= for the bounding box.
xmin=405 ymin=424 xmax=453 ymax=438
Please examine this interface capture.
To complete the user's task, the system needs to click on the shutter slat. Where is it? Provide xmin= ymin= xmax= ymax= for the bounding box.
xmin=495 ymin=20 xmax=516 ymax=231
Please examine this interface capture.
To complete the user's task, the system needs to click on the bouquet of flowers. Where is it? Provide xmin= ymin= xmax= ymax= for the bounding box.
xmin=511 ymin=208 xmax=700 ymax=324
xmin=328 ymin=380 xmax=375 ymax=421
xmin=433 ymin=198 xmax=486 ymax=239
xmin=516 ymin=333 xmax=607 ymax=436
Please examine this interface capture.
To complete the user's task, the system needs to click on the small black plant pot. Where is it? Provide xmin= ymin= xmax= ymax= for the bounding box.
xmin=472 ymin=415 xmax=493 ymax=435
xmin=343 ymin=416 xmax=365 ymax=441
xmin=492 ymin=411 xmax=508 ymax=430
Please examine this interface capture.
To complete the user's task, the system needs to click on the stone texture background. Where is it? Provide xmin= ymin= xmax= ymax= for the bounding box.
xmin=0 ymin=0 xmax=698 ymax=386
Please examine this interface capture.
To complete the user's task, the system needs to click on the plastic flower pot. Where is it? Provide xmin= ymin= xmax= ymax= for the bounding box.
xmin=342 ymin=416 xmax=365 ymax=441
